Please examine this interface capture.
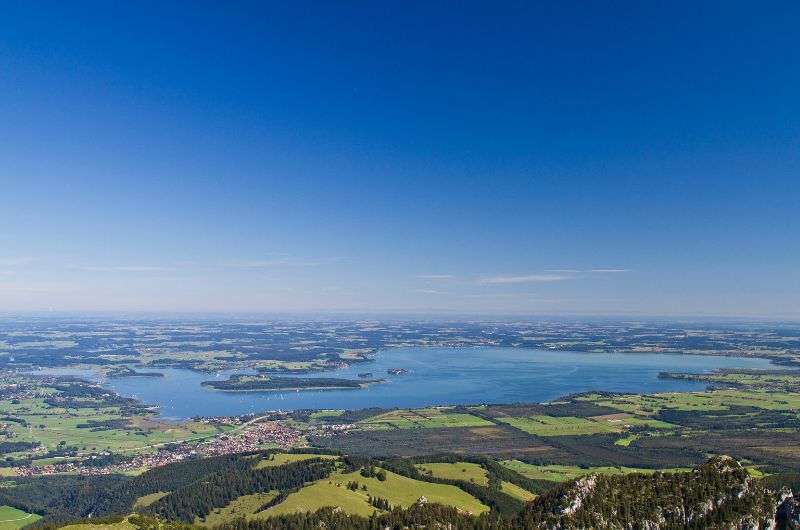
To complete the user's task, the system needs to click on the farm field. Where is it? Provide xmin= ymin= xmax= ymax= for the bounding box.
xmin=499 ymin=460 xmax=690 ymax=482
xmin=14 ymin=413 xmax=217 ymax=454
xmin=0 ymin=506 xmax=40 ymax=530
xmin=578 ymin=390 xmax=800 ymax=415
xmin=357 ymin=408 xmax=493 ymax=429
xmin=0 ymin=394 xmax=221 ymax=457
xmin=588 ymin=413 xmax=675 ymax=430
xmin=497 ymin=415 xmax=621 ymax=436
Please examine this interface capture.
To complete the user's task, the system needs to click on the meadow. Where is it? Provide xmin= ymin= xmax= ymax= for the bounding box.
xmin=263 ymin=468 xmax=489 ymax=518
xmin=0 ymin=506 xmax=41 ymax=530
xmin=254 ymin=452 xmax=338 ymax=468
xmin=357 ymin=407 xmax=494 ymax=430
xmin=497 ymin=415 xmax=621 ymax=436
xmin=196 ymin=492 xmax=277 ymax=527
xmin=415 ymin=462 xmax=489 ymax=485
xmin=499 ymin=460 xmax=690 ymax=482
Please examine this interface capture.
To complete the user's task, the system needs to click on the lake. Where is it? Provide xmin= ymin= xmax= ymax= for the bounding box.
xmin=52 ymin=347 xmax=779 ymax=419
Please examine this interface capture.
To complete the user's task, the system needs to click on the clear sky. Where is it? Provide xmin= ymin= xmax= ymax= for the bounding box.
xmin=1 ymin=2 xmax=798 ymax=317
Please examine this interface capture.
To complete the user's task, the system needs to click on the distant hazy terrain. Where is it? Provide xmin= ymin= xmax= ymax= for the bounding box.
xmin=1 ymin=318 xmax=800 ymax=528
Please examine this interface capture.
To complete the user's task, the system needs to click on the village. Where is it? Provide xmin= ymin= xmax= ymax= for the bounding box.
xmin=13 ymin=417 xmax=313 ymax=477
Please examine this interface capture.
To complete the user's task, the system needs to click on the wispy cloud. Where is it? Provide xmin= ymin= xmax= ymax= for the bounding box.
xmin=545 ymin=268 xmax=631 ymax=274
xmin=81 ymin=265 xmax=169 ymax=273
xmin=414 ymin=288 xmax=445 ymax=294
xmin=416 ymin=274 xmax=454 ymax=280
xmin=463 ymin=292 xmax=538 ymax=298
xmin=0 ymin=257 xmax=35 ymax=267
xmin=227 ymin=256 xmax=341 ymax=269
xmin=478 ymin=274 xmax=572 ymax=285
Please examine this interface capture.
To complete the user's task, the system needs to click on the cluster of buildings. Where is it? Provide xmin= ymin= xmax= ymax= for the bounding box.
xmin=200 ymin=420 xmax=300 ymax=456
xmin=14 ymin=419 xmax=302 ymax=477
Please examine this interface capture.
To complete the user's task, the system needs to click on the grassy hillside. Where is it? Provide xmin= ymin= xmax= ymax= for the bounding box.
xmin=499 ymin=481 xmax=536 ymax=502
xmin=0 ymin=506 xmax=41 ymax=530
xmin=253 ymin=452 xmax=338 ymax=468
xmin=264 ymin=467 xmax=489 ymax=518
xmin=415 ymin=462 xmax=489 ymax=485
xmin=196 ymin=492 xmax=276 ymax=527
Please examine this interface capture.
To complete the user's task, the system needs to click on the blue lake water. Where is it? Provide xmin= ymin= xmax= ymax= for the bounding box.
xmin=44 ymin=347 xmax=779 ymax=419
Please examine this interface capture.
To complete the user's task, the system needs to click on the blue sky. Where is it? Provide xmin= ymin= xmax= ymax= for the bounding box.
xmin=1 ymin=2 xmax=798 ymax=317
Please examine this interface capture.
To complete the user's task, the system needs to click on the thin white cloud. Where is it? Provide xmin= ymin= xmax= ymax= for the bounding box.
xmin=463 ymin=292 xmax=538 ymax=298
xmin=478 ymin=274 xmax=572 ymax=285
xmin=81 ymin=265 xmax=168 ymax=272
xmin=545 ymin=268 xmax=631 ymax=274
xmin=414 ymin=289 xmax=445 ymax=294
xmin=0 ymin=257 xmax=35 ymax=267
xmin=416 ymin=274 xmax=455 ymax=280
xmin=227 ymin=257 xmax=341 ymax=268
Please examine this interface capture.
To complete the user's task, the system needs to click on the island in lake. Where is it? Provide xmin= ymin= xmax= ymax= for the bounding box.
xmin=387 ymin=367 xmax=409 ymax=375
xmin=201 ymin=374 xmax=384 ymax=392
xmin=106 ymin=366 xmax=164 ymax=378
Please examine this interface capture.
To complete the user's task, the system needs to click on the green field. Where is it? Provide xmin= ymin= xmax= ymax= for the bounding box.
xmin=497 ymin=415 xmax=621 ymax=436
xmin=358 ymin=408 xmax=493 ymax=429
xmin=308 ymin=410 xmax=345 ymax=420
xmin=415 ymin=462 xmax=489 ymax=485
xmin=589 ymin=413 xmax=675 ymax=430
xmin=254 ymin=453 xmax=339 ymax=468
xmin=133 ymin=491 xmax=170 ymax=509
xmin=500 ymin=460 xmax=689 ymax=482
xmin=499 ymin=481 xmax=536 ymax=502
xmin=0 ymin=506 xmax=41 ymax=530
xmin=614 ymin=433 xmax=639 ymax=446
xmin=0 ymin=396 xmax=222 ymax=457
xmin=579 ymin=390 xmax=800 ymax=415
xmin=264 ymin=468 xmax=488 ymax=517
xmin=196 ymin=492 xmax=277 ymax=527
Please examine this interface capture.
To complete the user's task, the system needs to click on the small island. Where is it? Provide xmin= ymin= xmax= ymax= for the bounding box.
xmin=106 ymin=366 xmax=164 ymax=378
xmin=387 ymin=368 xmax=409 ymax=375
xmin=201 ymin=374 xmax=384 ymax=392
xmin=357 ymin=372 xmax=373 ymax=378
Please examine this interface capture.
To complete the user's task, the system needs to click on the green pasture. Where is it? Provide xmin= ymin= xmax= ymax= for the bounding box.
xmin=500 ymin=460 xmax=689 ymax=482
xmin=499 ymin=481 xmax=536 ymax=502
xmin=0 ymin=506 xmax=41 ymax=530
xmin=415 ymin=462 xmax=489 ymax=485
xmin=196 ymin=492 xmax=277 ymax=527
xmin=498 ymin=415 xmax=620 ymax=436
xmin=254 ymin=453 xmax=338 ymax=469
xmin=264 ymin=468 xmax=488 ymax=517
xmin=358 ymin=408 xmax=493 ymax=429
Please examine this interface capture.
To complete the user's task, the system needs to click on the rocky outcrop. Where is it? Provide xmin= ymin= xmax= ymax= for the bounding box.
xmin=517 ymin=456 xmax=785 ymax=529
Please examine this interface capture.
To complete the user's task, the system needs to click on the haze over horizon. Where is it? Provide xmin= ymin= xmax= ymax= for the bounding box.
xmin=1 ymin=2 xmax=798 ymax=317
